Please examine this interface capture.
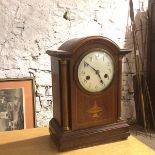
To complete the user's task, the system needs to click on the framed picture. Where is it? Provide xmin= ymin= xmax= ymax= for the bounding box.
xmin=0 ymin=78 xmax=35 ymax=131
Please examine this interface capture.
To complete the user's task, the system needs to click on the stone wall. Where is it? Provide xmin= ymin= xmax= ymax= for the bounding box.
xmin=0 ymin=0 xmax=148 ymax=127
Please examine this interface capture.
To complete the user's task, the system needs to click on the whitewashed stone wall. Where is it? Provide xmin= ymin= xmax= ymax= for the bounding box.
xmin=0 ymin=0 xmax=148 ymax=127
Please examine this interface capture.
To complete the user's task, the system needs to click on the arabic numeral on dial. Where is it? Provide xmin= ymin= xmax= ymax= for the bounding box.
xmin=95 ymin=85 xmax=98 ymax=89
xmin=84 ymin=62 xmax=87 ymax=67
xmin=89 ymin=57 xmax=93 ymax=62
xmin=95 ymin=53 xmax=100 ymax=59
xmin=81 ymin=71 xmax=85 ymax=75
xmin=84 ymin=79 xmax=87 ymax=83
xmin=107 ymin=62 xmax=110 ymax=66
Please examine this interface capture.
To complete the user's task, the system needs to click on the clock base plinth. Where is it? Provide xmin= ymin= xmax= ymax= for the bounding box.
xmin=49 ymin=118 xmax=130 ymax=151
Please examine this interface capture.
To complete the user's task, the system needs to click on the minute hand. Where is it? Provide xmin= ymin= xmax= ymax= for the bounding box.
xmin=84 ymin=61 xmax=98 ymax=73
xmin=84 ymin=61 xmax=105 ymax=85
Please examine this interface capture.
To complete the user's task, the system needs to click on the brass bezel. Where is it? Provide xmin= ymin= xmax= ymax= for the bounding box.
xmin=75 ymin=48 xmax=116 ymax=95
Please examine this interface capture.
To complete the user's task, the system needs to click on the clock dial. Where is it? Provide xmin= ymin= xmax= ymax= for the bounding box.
xmin=78 ymin=49 xmax=114 ymax=92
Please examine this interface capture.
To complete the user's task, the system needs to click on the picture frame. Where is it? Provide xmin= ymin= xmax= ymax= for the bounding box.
xmin=0 ymin=77 xmax=35 ymax=131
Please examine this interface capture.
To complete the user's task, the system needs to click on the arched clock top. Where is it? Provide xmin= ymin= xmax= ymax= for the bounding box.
xmin=59 ymin=36 xmax=120 ymax=54
xmin=47 ymin=36 xmax=131 ymax=59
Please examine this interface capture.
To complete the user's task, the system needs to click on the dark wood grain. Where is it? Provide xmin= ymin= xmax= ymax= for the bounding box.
xmin=119 ymin=49 xmax=132 ymax=56
xmin=46 ymin=50 xmax=72 ymax=59
xmin=148 ymin=0 xmax=155 ymax=128
xmin=46 ymin=36 xmax=130 ymax=151
xmin=50 ymin=57 xmax=62 ymax=126
xmin=60 ymin=60 xmax=70 ymax=130
xmin=49 ymin=118 xmax=130 ymax=151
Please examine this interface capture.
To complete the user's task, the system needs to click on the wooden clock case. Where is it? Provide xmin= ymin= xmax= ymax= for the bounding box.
xmin=47 ymin=36 xmax=130 ymax=151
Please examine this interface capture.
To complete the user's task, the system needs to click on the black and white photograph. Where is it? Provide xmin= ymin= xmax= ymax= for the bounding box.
xmin=0 ymin=88 xmax=24 ymax=131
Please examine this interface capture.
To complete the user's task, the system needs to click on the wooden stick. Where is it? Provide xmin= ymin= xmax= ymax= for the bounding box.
xmin=129 ymin=0 xmax=147 ymax=133
xmin=133 ymin=7 xmax=155 ymax=130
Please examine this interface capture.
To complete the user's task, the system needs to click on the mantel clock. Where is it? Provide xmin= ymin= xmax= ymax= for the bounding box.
xmin=47 ymin=36 xmax=130 ymax=151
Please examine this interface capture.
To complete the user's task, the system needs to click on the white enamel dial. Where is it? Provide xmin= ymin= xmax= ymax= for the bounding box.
xmin=77 ymin=49 xmax=114 ymax=93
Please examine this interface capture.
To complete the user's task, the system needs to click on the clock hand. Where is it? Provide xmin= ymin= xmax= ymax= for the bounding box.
xmin=84 ymin=61 xmax=98 ymax=73
xmin=96 ymin=70 xmax=105 ymax=86
xmin=84 ymin=61 xmax=105 ymax=85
